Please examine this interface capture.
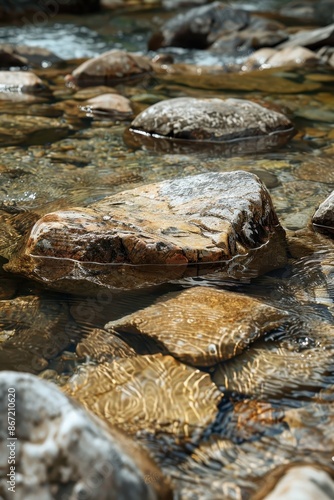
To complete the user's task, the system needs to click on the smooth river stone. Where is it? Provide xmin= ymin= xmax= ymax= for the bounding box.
xmin=0 ymin=70 xmax=45 ymax=92
xmin=4 ymin=171 xmax=288 ymax=292
xmin=129 ymin=97 xmax=294 ymax=146
xmin=64 ymin=354 xmax=221 ymax=438
xmin=81 ymin=93 xmax=134 ymax=119
xmin=0 ymin=371 xmax=171 ymax=500
xmin=106 ymin=287 xmax=288 ymax=367
xmin=243 ymin=46 xmax=320 ymax=70
xmin=65 ymin=49 xmax=152 ymax=87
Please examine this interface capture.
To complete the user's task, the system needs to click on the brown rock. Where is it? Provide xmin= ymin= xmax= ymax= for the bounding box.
xmin=106 ymin=287 xmax=288 ymax=367
xmin=0 ymin=44 xmax=61 ymax=68
xmin=64 ymin=353 xmax=221 ymax=437
xmin=76 ymin=328 xmax=136 ymax=362
xmin=213 ymin=322 xmax=334 ymax=399
xmin=243 ymin=46 xmax=320 ymax=70
xmin=66 ymin=49 xmax=152 ymax=87
xmin=0 ymin=295 xmax=80 ymax=373
xmin=0 ymin=70 xmax=45 ymax=92
xmin=4 ymin=171 xmax=287 ymax=292
xmin=81 ymin=93 xmax=134 ymax=119
xmin=277 ymin=23 xmax=334 ymax=50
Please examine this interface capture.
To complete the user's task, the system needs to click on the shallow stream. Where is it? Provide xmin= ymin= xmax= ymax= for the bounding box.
xmin=0 ymin=1 xmax=334 ymax=498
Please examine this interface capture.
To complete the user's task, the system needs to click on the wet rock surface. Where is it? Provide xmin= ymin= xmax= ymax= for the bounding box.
xmin=0 ymin=71 xmax=45 ymax=92
xmin=4 ymin=171 xmax=287 ymax=292
xmin=106 ymin=287 xmax=288 ymax=367
xmin=65 ymin=353 xmax=221 ymax=437
xmin=0 ymin=294 xmax=80 ymax=373
xmin=148 ymin=2 xmax=250 ymax=50
xmin=0 ymin=1 xmax=334 ymax=499
xmin=129 ymin=97 xmax=294 ymax=148
xmin=313 ymin=190 xmax=334 ymax=233
xmin=66 ymin=49 xmax=152 ymax=87
xmin=243 ymin=46 xmax=321 ymax=70
xmin=0 ymin=371 xmax=171 ymax=500
xmin=213 ymin=321 xmax=334 ymax=400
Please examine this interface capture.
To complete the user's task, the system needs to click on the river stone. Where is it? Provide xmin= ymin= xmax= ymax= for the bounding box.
xmin=106 ymin=287 xmax=288 ymax=367
xmin=213 ymin=322 xmax=334 ymax=399
xmin=4 ymin=171 xmax=288 ymax=292
xmin=0 ymin=371 xmax=171 ymax=500
xmin=148 ymin=2 xmax=250 ymax=50
xmin=0 ymin=295 xmax=80 ymax=373
xmin=243 ymin=46 xmax=321 ymax=70
xmin=129 ymin=97 xmax=294 ymax=147
xmin=256 ymin=465 xmax=334 ymax=500
xmin=76 ymin=327 xmax=137 ymax=362
xmin=313 ymin=190 xmax=334 ymax=234
xmin=0 ymin=71 xmax=45 ymax=92
xmin=277 ymin=23 xmax=334 ymax=50
xmin=0 ymin=44 xmax=61 ymax=68
xmin=81 ymin=93 xmax=134 ymax=119
xmin=210 ymin=16 xmax=288 ymax=54
xmin=65 ymin=49 xmax=152 ymax=87
xmin=65 ymin=353 xmax=221 ymax=438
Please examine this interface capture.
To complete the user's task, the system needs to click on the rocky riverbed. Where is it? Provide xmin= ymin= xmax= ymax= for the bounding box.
xmin=1 ymin=0 xmax=334 ymax=498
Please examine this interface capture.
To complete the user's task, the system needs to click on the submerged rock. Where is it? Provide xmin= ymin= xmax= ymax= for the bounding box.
xmin=213 ymin=322 xmax=334 ymax=400
xmin=4 ymin=171 xmax=287 ymax=292
xmin=65 ymin=353 xmax=221 ymax=437
xmin=0 ymin=295 xmax=80 ymax=373
xmin=313 ymin=190 xmax=334 ymax=234
xmin=128 ymin=97 xmax=294 ymax=151
xmin=106 ymin=287 xmax=288 ymax=367
xmin=0 ymin=71 xmax=45 ymax=92
xmin=76 ymin=327 xmax=137 ymax=362
xmin=0 ymin=371 xmax=171 ymax=500
xmin=66 ymin=49 xmax=152 ymax=87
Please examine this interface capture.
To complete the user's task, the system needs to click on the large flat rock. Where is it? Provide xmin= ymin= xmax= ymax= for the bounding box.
xmin=106 ymin=287 xmax=288 ymax=367
xmin=0 ymin=371 xmax=172 ymax=500
xmin=4 ymin=171 xmax=287 ymax=292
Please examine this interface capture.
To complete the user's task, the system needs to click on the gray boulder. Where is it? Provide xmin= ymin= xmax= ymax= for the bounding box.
xmin=129 ymin=97 xmax=294 ymax=150
xmin=0 ymin=371 xmax=172 ymax=500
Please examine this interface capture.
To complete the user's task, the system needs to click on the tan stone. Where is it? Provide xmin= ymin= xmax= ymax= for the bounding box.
xmin=4 ymin=171 xmax=287 ymax=292
xmin=107 ymin=287 xmax=288 ymax=366
xmin=65 ymin=353 xmax=221 ymax=438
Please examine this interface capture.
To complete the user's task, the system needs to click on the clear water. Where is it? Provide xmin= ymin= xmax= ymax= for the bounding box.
xmin=0 ymin=3 xmax=334 ymax=498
